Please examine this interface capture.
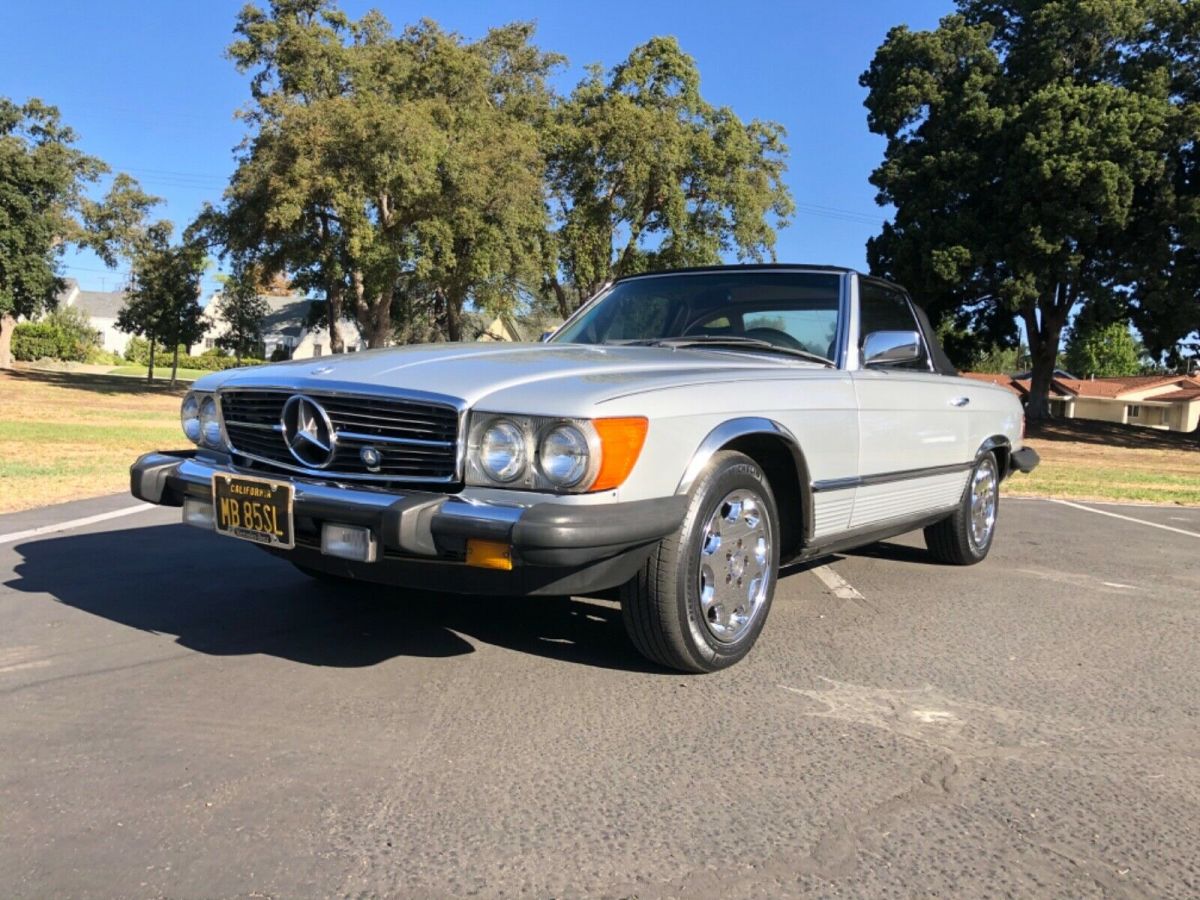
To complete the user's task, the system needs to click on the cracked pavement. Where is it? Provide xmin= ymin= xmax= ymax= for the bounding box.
xmin=1 ymin=494 xmax=1198 ymax=898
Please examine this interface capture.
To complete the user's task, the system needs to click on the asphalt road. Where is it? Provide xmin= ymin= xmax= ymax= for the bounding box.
xmin=1 ymin=493 xmax=1198 ymax=898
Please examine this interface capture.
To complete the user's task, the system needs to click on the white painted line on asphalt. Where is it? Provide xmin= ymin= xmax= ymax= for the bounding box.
xmin=1047 ymin=498 xmax=1200 ymax=539
xmin=810 ymin=564 xmax=866 ymax=601
xmin=0 ymin=503 xmax=156 ymax=546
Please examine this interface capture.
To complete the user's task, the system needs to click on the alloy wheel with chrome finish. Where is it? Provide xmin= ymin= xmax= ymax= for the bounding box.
xmin=698 ymin=489 xmax=772 ymax=643
xmin=621 ymin=451 xmax=781 ymax=673
xmin=968 ymin=454 xmax=998 ymax=552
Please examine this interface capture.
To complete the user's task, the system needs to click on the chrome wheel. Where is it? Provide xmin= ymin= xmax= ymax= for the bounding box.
xmin=697 ymin=489 xmax=772 ymax=643
xmin=968 ymin=455 xmax=998 ymax=551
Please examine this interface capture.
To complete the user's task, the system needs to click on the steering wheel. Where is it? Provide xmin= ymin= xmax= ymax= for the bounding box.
xmin=742 ymin=327 xmax=809 ymax=352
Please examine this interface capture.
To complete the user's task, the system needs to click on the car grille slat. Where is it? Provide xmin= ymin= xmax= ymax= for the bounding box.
xmin=219 ymin=389 xmax=460 ymax=485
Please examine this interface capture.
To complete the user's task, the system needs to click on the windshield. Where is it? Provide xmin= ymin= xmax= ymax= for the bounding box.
xmin=551 ymin=271 xmax=844 ymax=361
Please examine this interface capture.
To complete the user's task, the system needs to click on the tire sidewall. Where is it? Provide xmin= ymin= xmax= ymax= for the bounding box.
xmin=673 ymin=453 xmax=781 ymax=670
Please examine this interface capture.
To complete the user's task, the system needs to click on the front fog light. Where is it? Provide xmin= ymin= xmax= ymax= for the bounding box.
xmin=182 ymin=497 xmax=214 ymax=530
xmin=199 ymin=396 xmax=222 ymax=448
xmin=181 ymin=394 xmax=201 ymax=444
xmin=539 ymin=424 xmax=590 ymax=487
xmin=322 ymin=523 xmax=377 ymax=562
xmin=480 ymin=420 xmax=527 ymax=482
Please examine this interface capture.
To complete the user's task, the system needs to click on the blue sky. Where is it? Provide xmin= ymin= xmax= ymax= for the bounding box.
xmin=0 ymin=0 xmax=951 ymax=299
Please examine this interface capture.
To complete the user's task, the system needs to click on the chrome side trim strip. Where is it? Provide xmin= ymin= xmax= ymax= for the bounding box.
xmin=812 ymin=461 xmax=975 ymax=493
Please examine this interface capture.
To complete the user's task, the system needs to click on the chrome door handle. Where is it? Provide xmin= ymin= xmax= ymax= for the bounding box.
xmin=950 ymin=396 xmax=970 ymax=407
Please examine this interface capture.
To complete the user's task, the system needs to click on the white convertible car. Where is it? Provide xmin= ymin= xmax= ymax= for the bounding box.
xmin=131 ymin=266 xmax=1038 ymax=672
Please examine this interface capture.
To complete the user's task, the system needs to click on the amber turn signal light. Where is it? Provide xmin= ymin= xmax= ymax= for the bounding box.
xmin=466 ymin=539 xmax=513 ymax=570
xmin=590 ymin=417 xmax=649 ymax=492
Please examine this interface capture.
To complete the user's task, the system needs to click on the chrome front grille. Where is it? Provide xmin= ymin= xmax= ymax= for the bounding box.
xmin=219 ymin=389 xmax=461 ymax=484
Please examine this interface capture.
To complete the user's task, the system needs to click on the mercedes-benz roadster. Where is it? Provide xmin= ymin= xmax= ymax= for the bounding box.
xmin=131 ymin=266 xmax=1038 ymax=672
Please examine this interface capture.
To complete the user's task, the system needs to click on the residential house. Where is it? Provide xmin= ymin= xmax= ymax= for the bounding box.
xmin=57 ymin=279 xmax=129 ymax=354
xmin=195 ymin=292 xmax=365 ymax=360
xmin=962 ymin=371 xmax=1200 ymax=432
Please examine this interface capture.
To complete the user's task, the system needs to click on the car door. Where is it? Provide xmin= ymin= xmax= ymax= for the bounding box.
xmin=848 ymin=279 xmax=971 ymax=530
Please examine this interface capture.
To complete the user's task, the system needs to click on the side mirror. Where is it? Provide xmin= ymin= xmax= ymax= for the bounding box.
xmin=539 ymin=330 xmax=554 ymax=343
xmin=862 ymin=330 xmax=922 ymax=367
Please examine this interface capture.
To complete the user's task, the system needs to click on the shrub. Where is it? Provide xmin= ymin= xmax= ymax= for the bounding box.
xmin=12 ymin=308 xmax=101 ymax=362
xmin=12 ymin=323 xmax=69 ymax=361
xmin=124 ymin=336 xmax=188 ymax=366
xmin=189 ymin=355 xmax=267 ymax=371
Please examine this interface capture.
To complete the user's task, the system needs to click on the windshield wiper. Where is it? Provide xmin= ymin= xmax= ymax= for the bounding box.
xmin=618 ymin=336 xmax=835 ymax=367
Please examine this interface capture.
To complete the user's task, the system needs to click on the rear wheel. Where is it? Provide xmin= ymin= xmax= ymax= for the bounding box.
xmin=924 ymin=451 xmax=1000 ymax=565
xmin=621 ymin=451 xmax=780 ymax=673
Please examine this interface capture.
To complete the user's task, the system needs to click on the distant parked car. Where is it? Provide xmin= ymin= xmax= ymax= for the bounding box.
xmin=131 ymin=266 xmax=1038 ymax=672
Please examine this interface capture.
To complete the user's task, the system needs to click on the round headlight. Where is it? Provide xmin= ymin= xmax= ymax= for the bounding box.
xmin=181 ymin=394 xmax=201 ymax=444
xmin=199 ymin=396 xmax=222 ymax=448
xmin=539 ymin=424 xmax=590 ymax=487
xmin=480 ymin=420 xmax=527 ymax=483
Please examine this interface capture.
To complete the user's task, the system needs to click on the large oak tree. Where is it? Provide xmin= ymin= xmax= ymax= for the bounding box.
xmin=861 ymin=0 xmax=1190 ymax=417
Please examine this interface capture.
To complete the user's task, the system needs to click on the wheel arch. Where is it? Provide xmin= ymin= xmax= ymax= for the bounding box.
xmin=977 ymin=435 xmax=1012 ymax=479
xmin=675 ymin=418 xmax=813 ymax=561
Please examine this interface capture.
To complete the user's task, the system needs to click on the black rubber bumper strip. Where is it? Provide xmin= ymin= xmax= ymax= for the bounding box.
xmin=1011 ymin=447 xmax=1040 ymax=474
xmin=431 ymin=495 xmax=689 ymax=568
xmin=130 ymin=450 xmax=195 ymax=506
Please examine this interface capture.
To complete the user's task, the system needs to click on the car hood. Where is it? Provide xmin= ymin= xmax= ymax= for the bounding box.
xmin=200 ymin=342 xmax=831 ymax=415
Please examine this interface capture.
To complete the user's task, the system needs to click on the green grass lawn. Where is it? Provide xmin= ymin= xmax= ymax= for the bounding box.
xmin=106 ymin=365 xmax=212 ymax=381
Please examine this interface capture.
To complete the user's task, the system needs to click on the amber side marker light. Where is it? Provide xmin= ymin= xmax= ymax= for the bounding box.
xmin=466 ymin=539 xmax=513 ymax=571
xmin=590 ymin=417 xmax=649 ymax=492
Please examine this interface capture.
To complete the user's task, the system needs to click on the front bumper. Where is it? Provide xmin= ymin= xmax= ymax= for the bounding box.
xmin=130 ymin=451 xmax=686 ymax=596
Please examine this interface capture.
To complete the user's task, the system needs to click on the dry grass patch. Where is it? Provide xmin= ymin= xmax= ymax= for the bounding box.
xmin=1004 ymin=419 xmax=1200 ymax=505
xmin=0 ymin=368 xmax=187 ymax=513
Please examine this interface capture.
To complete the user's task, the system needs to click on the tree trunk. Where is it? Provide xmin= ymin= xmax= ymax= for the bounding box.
xmin=147 ymin=333 xmax=156 ymax=382
xmin=365 ymin=287 xmax=392 ymax=349
xmin=445 ymin=292 xmax=463 ymax=343
xmin=170 ymin=343 xmax=180 ymax=386
xmin=1020 ymin=294 xmax=1070 ymax=421
xmin=551 ymin=279 xmax=570 ymax=320
xmin=327 ymin=280 xmax=344 ymax=354
xmin=0 ymin=313 xmax=16 ymax=369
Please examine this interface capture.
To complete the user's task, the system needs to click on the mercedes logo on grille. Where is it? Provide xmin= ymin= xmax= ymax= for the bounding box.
xmin=281 ymin=394 xmax=337 ymax=468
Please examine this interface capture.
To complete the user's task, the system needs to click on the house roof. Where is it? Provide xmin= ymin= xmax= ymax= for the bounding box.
xmin=1146 ymin=386 xmax=1200 ymax=403
xmin=1054 ymin=374 xmax=1200 ymax=399
xmin=960 ymin=372 xmax=1026 ymax=395
xmin=57 ymin=279 xmax=127 ymax=319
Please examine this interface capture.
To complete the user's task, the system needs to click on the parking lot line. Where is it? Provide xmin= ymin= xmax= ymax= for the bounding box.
xmin=810 ymin=564 xmax=866 ymax=601
xmin=0 ymin=503 xmax=156 ymax=546
xmin=1047 ymin=498 xmax=1200 ymax=539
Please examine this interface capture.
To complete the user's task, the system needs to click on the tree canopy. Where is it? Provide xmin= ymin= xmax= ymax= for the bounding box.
xmin=861 ymin=0 xmax=1197 ymax=417
xmin=542 ymin=37 xmax=795 ymax=317
xmin=0 ymin=97 xmax=158 ymax=367
xmin=214 ymin=264 xmax=270 ymax=363
xmin=207 ymin=1 xmax=794 ymax=345
xmin=1064 ymin=317 xmax=1144 ymax=377
xmin=117 ymin=224 xmax=208 ymax=383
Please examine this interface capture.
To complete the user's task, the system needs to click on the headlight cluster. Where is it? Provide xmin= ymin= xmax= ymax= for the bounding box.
xmin=181 ymin=391 xmax=226 ymax=450
xmin=467 ymin=414 xmax=647 ymax=493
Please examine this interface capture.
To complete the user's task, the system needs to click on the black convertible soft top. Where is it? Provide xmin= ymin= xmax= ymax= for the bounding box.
xmin=910 ymin=301 xmax=958 ymax=376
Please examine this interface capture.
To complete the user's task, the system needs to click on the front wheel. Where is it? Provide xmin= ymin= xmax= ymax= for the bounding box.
xmin=924 ymin=451 xmax=1000 ymax=565
xmin=621 ymin=451 xmax=780 ymax=673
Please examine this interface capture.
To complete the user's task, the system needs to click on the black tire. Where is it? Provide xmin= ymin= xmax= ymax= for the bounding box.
xmin=620 ymin=451 xmax=781 ymax=673
xmin=924 ymin=451 xmax=1000 ymax=565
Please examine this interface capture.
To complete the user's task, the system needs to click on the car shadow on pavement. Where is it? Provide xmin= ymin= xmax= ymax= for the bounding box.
xmin=843 ymin=540 xmax=942 ymax=566
xmin=5 ymin=523 xmax=665 ymax=674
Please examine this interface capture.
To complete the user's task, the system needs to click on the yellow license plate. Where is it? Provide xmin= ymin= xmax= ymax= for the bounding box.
xmin=212 ymin=473 xmax=294 ymax=549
